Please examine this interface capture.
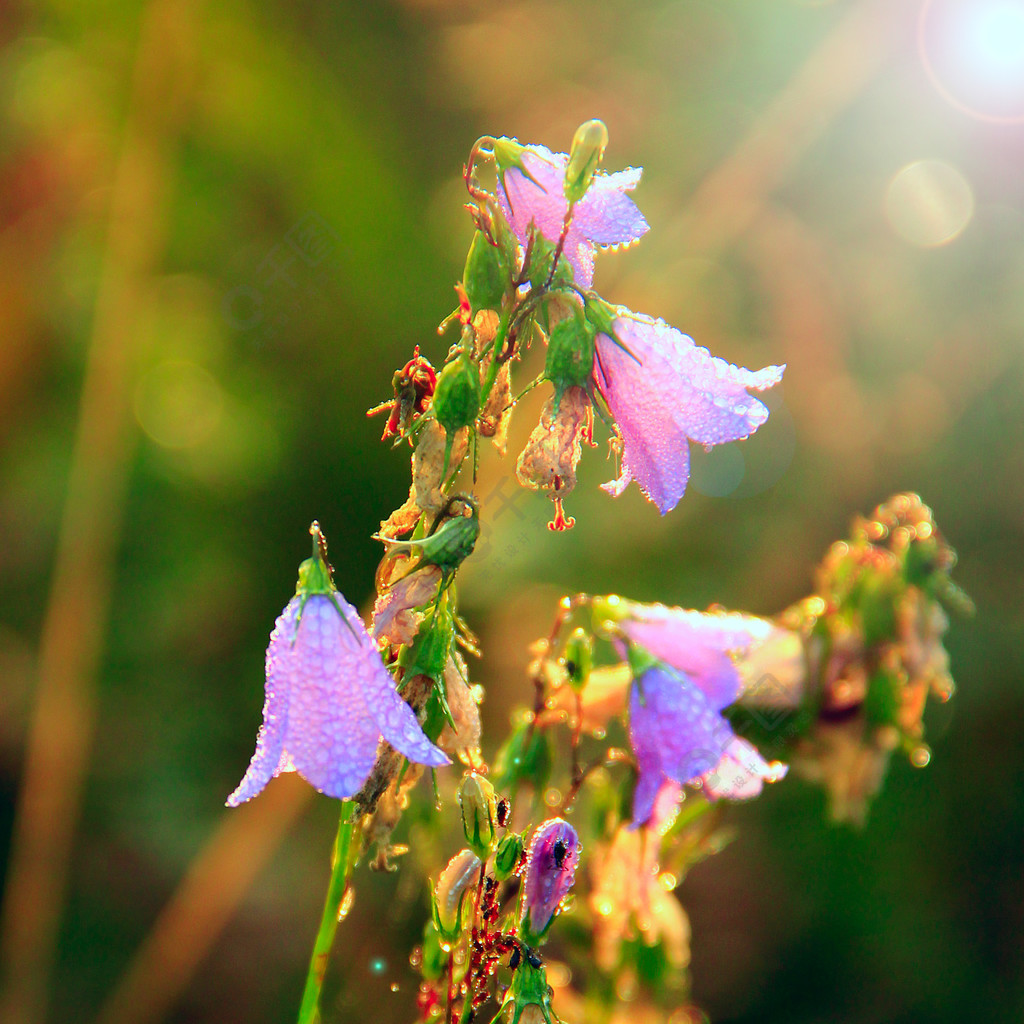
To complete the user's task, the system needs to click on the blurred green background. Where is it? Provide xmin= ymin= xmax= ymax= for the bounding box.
xmin=1 ymin=0 xmax=1022 ymax=1022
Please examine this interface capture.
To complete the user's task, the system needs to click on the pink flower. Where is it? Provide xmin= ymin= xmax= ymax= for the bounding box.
xmin=497 ymin=144 xmax=648 ymax=290
xmin=594 ymin=312 xmax=785 ymax=513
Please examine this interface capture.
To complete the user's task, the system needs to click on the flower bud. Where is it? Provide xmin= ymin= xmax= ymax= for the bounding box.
xmin=459 ymin=773 xmax=498 ymax=858
xmin=493 ymin=718 xmax=553 ymax=796
xmin=563 ymin=628 xmax=593 ymax=693
xmin=463 ymin=230 xmax=510 ymax=315
xmin=564 ymin=119 xmax=609 ymax=206
xmin=520 ymin=818 xmax=580 ymax=944
xmin=433 ymin=848 xmax=482 ymax=940
xmin=544 ymin=313 xmax=596 ymax=408
xmin=433 ymin=353 xmax=481 ymax=437
xmin=493 ymin=832 xmax=525 ymax=881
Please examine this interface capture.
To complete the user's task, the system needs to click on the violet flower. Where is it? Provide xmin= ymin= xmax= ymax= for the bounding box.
xmin=497 ymin=144 xmax=648 ymax=290
xmin=594 ymin=312 xmax=785 ymax=514
xmin=620 ymin=604 xmax=775 ymax=708
xmin=623 ymin=605 xmax=782 ymax=825
xmin=227 ymin=534 xmax=449 ymax=807
xmin=520 ymin=818 xmax=580 ymax=943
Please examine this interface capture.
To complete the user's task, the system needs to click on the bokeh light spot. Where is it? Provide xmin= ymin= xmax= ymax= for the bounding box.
xmin=884 ymin=160 xmax=974 ymax=248
xmin=134 ymin=360 xmax=224 ymax=449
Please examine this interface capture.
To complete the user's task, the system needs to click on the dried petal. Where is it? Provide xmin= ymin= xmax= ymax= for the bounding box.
xmin=516 ymin=386 xmax=591 ymax=497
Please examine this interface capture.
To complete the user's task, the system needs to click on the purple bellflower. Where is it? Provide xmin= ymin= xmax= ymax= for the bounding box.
xmin=520 ymin=817 xmax=581 ymax=944
xmin=622 ymin=606 xmax=781 ymax=826
xmin=227 ymin=527 xmax=449 ymax=807
xmin=594 ymin=312 xmax=785 ymax=514
xmin=497 ymin=143 xmax=649 ymax=291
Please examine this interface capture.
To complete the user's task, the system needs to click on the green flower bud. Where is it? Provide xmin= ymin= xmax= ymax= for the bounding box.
xmin=545 ymin=313 xmax=596 ymax=408
xmin=379 ymin=496 xmax=480 ymax=582
xmin=432 ymin=354 xmax=481 ymax=467
xmin=432 ymin=848 xmax=481 ymax=941
xmin=493 ymin=832 xmax=525 ymax=881
xmin=493 ymin=717 xmax=552 ymax=796
xmin=418 ymin=920 xmax=448 ymax=982
xmin=459 ymin=773 xmax=498 ymax=858
xmin=463 ymin=230 xmax=510 ymax=314
xmin=564 ymin=119 xmax=609 ymax=206
xmin=563 ymin=628 xmax=593 ymax=693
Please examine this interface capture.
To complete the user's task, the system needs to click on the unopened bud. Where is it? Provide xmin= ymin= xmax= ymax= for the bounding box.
xmin=520 ymin=818 xmax=580 ymax=945
xmin=463 ymin=231 xmax=509 ymax=315
xmin=433 ymin=354 xmax=481 ymax=440
xmin=545 ymin=314 xmax=596 ymax=409
xmin=459 ymin=773 xmax=498 ymax=858
xmin=563 ymin=628 xmax=593 ymax=693
xmin=493 ymin=832 xmax=525 ymax=881
xmin=564 ymin=119 xmax=608 ymax=205
xmin=433 ymin=848 xmax=482 ymax=940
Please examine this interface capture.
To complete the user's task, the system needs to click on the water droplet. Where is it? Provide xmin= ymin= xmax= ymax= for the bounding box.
xmin=390 ymin=982 xmax=400 ymax=993
xmin=910 ymin=745 xmax=931 ymax=768
xmin=337 ymin=887 xmax=355 ymax=922
xmin=369 ymin=956 xmax=387 ymax=974
xmin=658 ymin=872 xmax=678 ymax=891
xmin=409 ymin=947 xmax=423 ymax=969
xmin=544 ymin=788 xmax=562 ymax=807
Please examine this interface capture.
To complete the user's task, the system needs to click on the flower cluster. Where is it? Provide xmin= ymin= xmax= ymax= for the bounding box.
xmin=221 ymin=120 xmax=966 ymax=1024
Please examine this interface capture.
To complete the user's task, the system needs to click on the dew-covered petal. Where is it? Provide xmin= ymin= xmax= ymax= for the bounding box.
xmin=630 ymin=668 xmax=731 ymax=786
xmin=283 ymin=595 xmax=382 ymax=799
xmin=617 ymin=314 xmax=785 ymax=447
xmin=570 ymin=167 xmax=648 ymax=248
xmin=226 ymin=597 xmax=300 ymax=807
xmin=595 ymin=331 xmax=692 ymax=513
xmin=622 ymin=607 xmax=775 ymax=709
xmin=594 ymin=315 xmax=784 ymax=513
xmin=700 ymin=737 xmax=788 ymax=800
xmin=497 ymin=147 xmax=567 ymax=251
xmin=497 ymin=146 xmax=648 ymax=290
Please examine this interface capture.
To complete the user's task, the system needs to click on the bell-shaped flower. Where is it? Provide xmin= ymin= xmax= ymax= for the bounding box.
xmin=628 ymin=664 xmax=735 ymax=827
xmin=520 ymin=818 xmax=580 ymax=944
xmin=594 ymin=311 xmax=785 ymax=514
xmin=227 ymin=526 xmax=449 ymax=807
xmin=496 ymin=143 xmax=648 ymax=290
xmin=619 ymin=604 xmax=776 ymax=708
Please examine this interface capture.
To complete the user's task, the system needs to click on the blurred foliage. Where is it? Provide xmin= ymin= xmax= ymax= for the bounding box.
xmin=0 ymin=0 xmax=1022 ymax=1023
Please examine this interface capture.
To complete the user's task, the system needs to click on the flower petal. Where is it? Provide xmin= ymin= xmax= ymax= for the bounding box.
xmin=594 ymin=314 xmax=784 ymax=513
xmin=631 ymin=668 xmax=730 ymax=785
xmin=700 ymin=737 xmax=788 ymax=800
xmin=570 ymin=167 xmax=648 ymax=248
xmin=622 ymin=607 xmax=774 ymax=709
xmin=226 ymin=597 xmax=299 ymax=807
xmin=595 ymin=331 xmax=692 ymax=513
xmin=284 ymin=595 xmax=382 ymax=798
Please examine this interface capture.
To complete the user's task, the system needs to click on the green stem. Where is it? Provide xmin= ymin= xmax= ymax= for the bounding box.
xmin=478 ymin=304 xmax=514 ymax=409
xmin=297 ymin=802 xmax=356 ymax=1024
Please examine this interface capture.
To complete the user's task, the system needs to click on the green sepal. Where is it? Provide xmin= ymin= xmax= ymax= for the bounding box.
xmin=544 ymin=312 xmax=596 ymax=408
xmin=492 ymin=718 xmax=552 ymax=796
xmin=864 ymin=668 xmax=902 ymax=727
xmin=500 ymin=959 xmax=556 ymax=1024
xmin=418 ymin=920 xmax=448 ymax=983
xmin=858 ymin=574 xmax=899 ymax=646
xmin=626 ymin=642 xmax=660 ymax=682
xmin=527 ymin=232 xmax=575 ymax=294
xmin=563 ymin=628 xmax=593 ymax=693
xmin=463 ymin=230 xmax=511 ymax=314
xmin=398 ymin=600 xmax=455 ymax=687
